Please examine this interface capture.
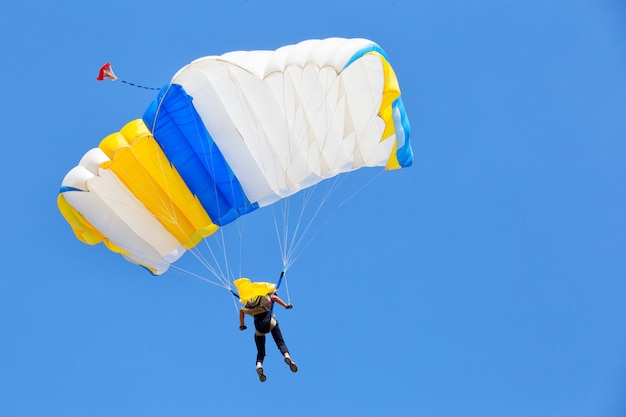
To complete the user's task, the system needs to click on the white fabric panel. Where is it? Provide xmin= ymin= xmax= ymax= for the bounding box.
xmin=173 ymin=38 xmax=393 ymax=207
xmin=341 ymin=54 xmax=394 ymax=167
xmin=62 ymin=165 xmax=93 ymax=192
xmin=78 ymin=148 xmax=109 ymax=176
xmin=62 ymin=150 xmax=185 ymax=274
xmin=202 ymin=38 xmax=372 ymax=79
xmin=173 ymin=66 xmax=279 ymax=206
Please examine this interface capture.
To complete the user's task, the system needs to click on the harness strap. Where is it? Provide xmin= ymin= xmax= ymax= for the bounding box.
xmin=270 ymin=271 xmax=286 ymax=313
xmin=276 ymin=271 xmax=285 ymax=290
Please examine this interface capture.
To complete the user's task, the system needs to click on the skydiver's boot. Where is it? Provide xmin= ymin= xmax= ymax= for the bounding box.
xmin=256 ymin=363 xmax=267 ymax=382
xmin=284 ymin=355 xmax=298 ymax=373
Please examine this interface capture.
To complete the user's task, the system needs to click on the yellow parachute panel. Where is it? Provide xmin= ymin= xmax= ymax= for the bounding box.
xmin=371 ymin=51 xmax=402 ymax=171
xmin=98 ymin=119 xmax=218 ymax=249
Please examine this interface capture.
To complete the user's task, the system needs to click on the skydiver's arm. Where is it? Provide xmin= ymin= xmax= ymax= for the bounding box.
xmin=239 ymin=309 xmax=247 ymax=330
xmin=270 ymin=295 xmax=293 ymax=309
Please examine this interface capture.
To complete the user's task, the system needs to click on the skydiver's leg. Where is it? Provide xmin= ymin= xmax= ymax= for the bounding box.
xmin=270 ymin=324 xmax=298 ymax=373
xmin=254 ymin=333 xmax=266 ymax=364
xmin=254 ymin=334 xmax=267 ymax=383
xmin=253 ymin=314 xmax=271 ymax=382
xmin=269 ymin=323 xmax=289 ymax=356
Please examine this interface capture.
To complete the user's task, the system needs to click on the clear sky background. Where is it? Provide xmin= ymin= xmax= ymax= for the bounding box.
xmin=1 ymin=1 xmax=625 ymax=416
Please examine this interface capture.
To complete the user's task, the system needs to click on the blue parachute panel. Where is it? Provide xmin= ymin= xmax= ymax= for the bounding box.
xmin=143 ymin=83 xmax=258 ymax=226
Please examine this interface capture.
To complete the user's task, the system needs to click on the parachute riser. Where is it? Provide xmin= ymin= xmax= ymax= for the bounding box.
xmin=270 ymin=270 xmax=286 ymax=313
xmin=276 ymin=270 xmax=286 ymax=291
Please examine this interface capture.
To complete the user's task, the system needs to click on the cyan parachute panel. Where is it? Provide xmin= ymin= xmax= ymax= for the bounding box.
xmin=392 ymin=98 xmax=412 ymax=168
xmin=342 ymin=43 xmax=389 ymax=69
xmin=143 ymin=84 xmax=258 ymax=226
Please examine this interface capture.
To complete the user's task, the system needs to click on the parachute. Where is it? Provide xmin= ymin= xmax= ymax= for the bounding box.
xmin=58 ymin=38 xmax=412 ymax=278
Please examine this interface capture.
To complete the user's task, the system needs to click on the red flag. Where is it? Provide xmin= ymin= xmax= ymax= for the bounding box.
xmin=97 ymin=62 xmax=118 ymax=81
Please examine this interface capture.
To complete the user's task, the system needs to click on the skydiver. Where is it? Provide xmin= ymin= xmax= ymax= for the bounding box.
xmin=239 ymin=293 xmax=298 ymax=382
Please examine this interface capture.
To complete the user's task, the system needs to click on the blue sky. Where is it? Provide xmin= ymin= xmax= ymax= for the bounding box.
xmin=1 ymin=1 xmax=625 ymax=416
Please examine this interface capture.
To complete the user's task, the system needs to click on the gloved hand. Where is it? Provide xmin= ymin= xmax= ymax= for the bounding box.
xmin=286 ymin=304 xmax=293 ymax=309
xmin=239 ymin=325 xmax=247 ymax=331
